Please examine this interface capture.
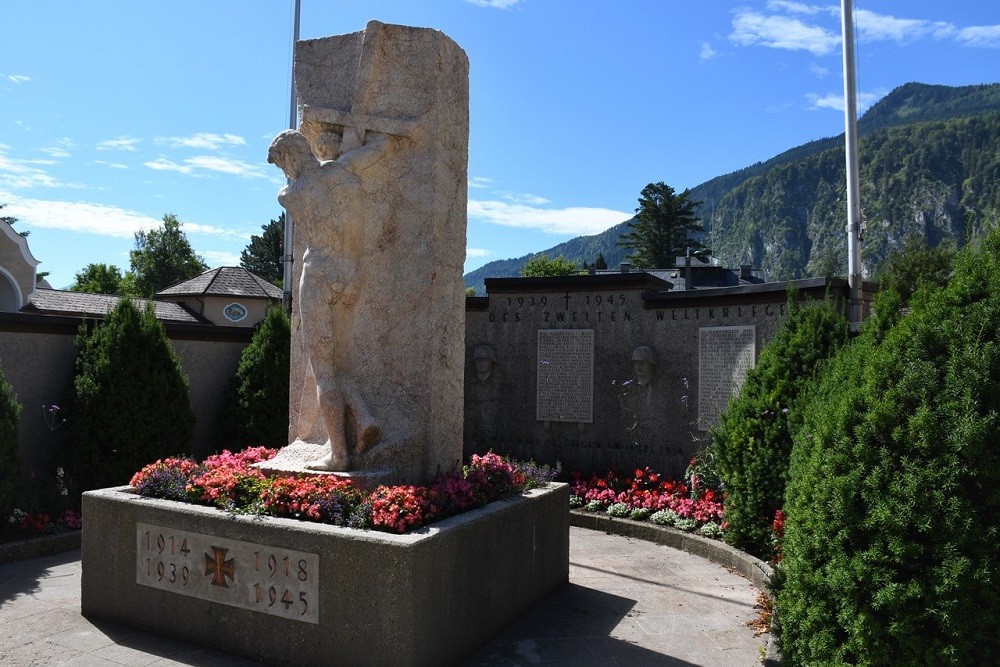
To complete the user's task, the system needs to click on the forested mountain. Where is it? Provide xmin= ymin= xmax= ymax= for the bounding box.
xmin=464 ymin=82 xmax=1000 ymax=290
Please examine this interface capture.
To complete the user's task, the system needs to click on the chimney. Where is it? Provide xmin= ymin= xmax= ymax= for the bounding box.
xmin=620 ymin=261 xmax=632 ymax=274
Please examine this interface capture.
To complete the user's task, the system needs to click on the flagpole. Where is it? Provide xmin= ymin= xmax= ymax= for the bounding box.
xmin=282 ymin=0 xmax=301 ymax=315
xmin=841 ymin=0 xmax=863 ymax=331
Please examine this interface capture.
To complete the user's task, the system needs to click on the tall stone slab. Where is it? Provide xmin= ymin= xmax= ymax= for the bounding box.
xmin=280 ymin=21 xmax=468 ymax=484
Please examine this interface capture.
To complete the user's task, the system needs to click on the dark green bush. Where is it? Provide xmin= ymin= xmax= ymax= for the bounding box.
xmin=778 ymin=232 xmax=1000 ymax=665
xmin=218 ymin=307 xmax=290 ymax=449
xmin=0 ymin=361 xmax=21 ymax=517
xmin=712 ymin=298 xmax=849 ymax=559
xmin=67 ymin=298 xmax=194 ymax=493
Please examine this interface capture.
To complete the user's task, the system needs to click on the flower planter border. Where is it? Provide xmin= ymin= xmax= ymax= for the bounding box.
xmin=82 ymin=483 xmax=569 ymax=667
xmin=0 ymin=530 xmax=82 ymax=565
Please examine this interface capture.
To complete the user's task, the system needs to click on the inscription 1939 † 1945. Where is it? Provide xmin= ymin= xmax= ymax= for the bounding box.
xmin=135 ymin=523 xmax=320 ymax=624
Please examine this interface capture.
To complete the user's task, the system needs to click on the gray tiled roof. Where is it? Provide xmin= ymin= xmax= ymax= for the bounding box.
xmin=24 ymin=289 xmax=208 ymax=324
xmin=157 ymin=267 xmax=282 ymax=300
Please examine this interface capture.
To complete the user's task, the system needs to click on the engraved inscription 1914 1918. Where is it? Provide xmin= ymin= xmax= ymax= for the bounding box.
xmin=697 ymin=325 xmax=756 ymax=430
xmin=135 ymin=523 xmax=320 ymax=624
xmin=536 ymin=329 xmax=594 ymax=423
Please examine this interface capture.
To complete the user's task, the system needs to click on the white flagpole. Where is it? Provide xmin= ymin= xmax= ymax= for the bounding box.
xmin=282 ymin=0 xmax=301 ymax=315
xmin=841 ymin=0 xmax=863 ymax=331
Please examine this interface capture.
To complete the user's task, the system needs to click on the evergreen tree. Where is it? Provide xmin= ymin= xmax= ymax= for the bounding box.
xmin=67 ymin=298 xmax=194 ymax=492
xmin=618 ymin=182 xmax=705 ymax=268
xmin=218 ymin=308 xmax=290 ymax=449
xmin=778 ymin=228 xmax=1000 ymax=665
xmin=130 ymin=214 xmax=208 ymax=296
xmin=240 ymin=214 xmax=284 ymax=286
xmin=0 ymin=361 xmax=21 ymax=518
xmin=712 ymin=298 xmax=849 ymax=558
xmin=594 ymin=253 xmax=608 ymax=270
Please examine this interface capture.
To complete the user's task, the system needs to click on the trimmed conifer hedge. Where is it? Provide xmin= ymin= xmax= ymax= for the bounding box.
xmin=218 ymin=306 xmax=290 ymax=449
xmin=778 ymin=231 xmax=1000 ymax=665
xmin=0 ymin=361 xmax=21 ymax=517
xmin=67 ymin=298 xmax=194 ymax=493
xmin=712 ymin=298 xmax=849 ymax=559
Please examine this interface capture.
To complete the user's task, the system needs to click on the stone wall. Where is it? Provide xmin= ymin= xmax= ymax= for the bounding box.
xmin=0 ymin=313 xmax=251 ymax=479
xmin=465 ymin=275 xmax=872 ymax=479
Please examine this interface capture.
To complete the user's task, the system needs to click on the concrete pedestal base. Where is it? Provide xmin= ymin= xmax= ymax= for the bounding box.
xmin=82 ymin=484 xmax=569 ymax=666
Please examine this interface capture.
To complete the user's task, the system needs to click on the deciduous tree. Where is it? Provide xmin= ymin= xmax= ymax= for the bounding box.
xmin=519 ymin=254 xmax=578 ymax=277
xmin=70 ymin=263 xmax=127 ymax=295
xmin=130 ymin=214 xmax=208 ymax=296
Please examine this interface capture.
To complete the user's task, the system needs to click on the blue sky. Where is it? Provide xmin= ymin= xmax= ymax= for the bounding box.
xmin=1 ymin=1 xmax=997 ymax=289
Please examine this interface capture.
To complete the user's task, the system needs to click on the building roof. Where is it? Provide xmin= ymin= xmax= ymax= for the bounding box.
xmin=23 ymin=289 xmax=209 ymax=324
xmin=156 ymin=267 xmax=282 ymax=300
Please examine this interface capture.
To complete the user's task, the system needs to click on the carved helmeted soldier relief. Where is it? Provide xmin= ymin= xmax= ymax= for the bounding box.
xmin=631 ymin=345 xmax=658 ymax=387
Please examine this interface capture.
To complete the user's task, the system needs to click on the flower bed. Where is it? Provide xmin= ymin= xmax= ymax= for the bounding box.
xmin=569 ymin=466 xmax=726 ymax=539
xmin=129 ymin=448 xmax=558 ymax=534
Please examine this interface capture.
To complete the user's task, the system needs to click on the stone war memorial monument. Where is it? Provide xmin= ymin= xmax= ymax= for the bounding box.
xmin=265 ymin=19 xmax=467 ymax=484
xmin=81 ymin=22 xmax=569 ymax=667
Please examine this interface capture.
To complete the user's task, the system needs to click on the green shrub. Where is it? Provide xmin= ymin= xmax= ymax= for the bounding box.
xmin=778 ymin=232 xmax=1000 ymax=665
xmin=218 ymin=307 xmax=290 ymax=449
xmin=0 ymin=361 xmax=21 ymax=517
xmin=712 ymin=298 xmax=849 ymax=558
xmin=67 ymin=298 xmax=194 ymax=493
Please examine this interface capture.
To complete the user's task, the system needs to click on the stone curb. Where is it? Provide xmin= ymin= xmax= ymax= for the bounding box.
xmin=569 ymin=510 xmax=782 ymax=665
xmin=0 ymin=530 xmax=82 ymax=565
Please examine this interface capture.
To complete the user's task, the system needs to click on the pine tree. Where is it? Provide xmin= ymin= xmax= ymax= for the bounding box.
xmin=618 ymin=182 xmax=705 ymax=268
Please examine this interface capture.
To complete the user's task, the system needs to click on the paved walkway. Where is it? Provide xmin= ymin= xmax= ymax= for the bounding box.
xmin=0 ymin=527 xmax=766 ymax=666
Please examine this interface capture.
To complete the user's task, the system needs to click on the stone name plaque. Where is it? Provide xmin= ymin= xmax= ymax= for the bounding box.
xmin=136 ymin=522 xmax=320 ymax=624
xmin=698 ymin=325 xmax=756 ymax=431
xmin=536 ymin=329 xmax=594 ymax=423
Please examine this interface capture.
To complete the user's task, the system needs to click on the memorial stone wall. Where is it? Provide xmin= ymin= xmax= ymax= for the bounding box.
xmin=464 ymin=274 xmax=860 ymax=478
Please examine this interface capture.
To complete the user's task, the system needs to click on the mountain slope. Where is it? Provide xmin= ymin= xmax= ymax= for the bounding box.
xmin=464 ymin=82 xmax=1000 ymax=290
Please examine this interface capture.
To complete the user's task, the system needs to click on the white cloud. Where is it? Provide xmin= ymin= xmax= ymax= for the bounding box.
xmin=157 ymin=133 xmax=247 ymax=150
xmin=956 ymin=25 xmax=1000 ymax=48
xmin=502 ymin=192 xmax=550 ymax=206
xmin=462 ymin=0 xmax=521 ymax=9
xmin=730 ymin=10 xmax=840 ymax=56
xmin=0 ymin=191 xmax=247 ymax=241
xmin=41 ymin=147 xmax=71 ymax=159
xmin=468 ymin=199 xmax=631 ymax=236
xmin=94 ymin=160 xmax=129 ymax=169
xmin=806 ymin=88 xmax=887 ymax=112
xmin=766 ymin=1 xmax=828 ymax=16
xmin=143 ymin=155 xmax=266 ymax=179
xmin=854 ymin=9 xmax=954 ymax=43
xmin=468 ymin=176 xmax=494 ymax=189
xmin=809 ymin=63 xmax=829 ymax=78
xmin=96 ymin=136 xmax=141 ymax=151
xmin=734 ymin=4 xmax=1000 ymax=55
xmin=700 ymin=42 xmax=718 ymax=60
xmin=144 ymin=157 xmax=193 ymax=174
xmin=199 ymin=250 xmax=242 ymax=266
xmin=0 ymin=145 xmax=61 ymax=189
xmin=465 ymin=248 xmax=491 ymax=259
xmin=185 ymin=155 xmax=267 ymax=178
xmin=6 ymin=74 xmax=31 ymax=83
xmin=0 ymin=194 xmax=161 ymax=238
